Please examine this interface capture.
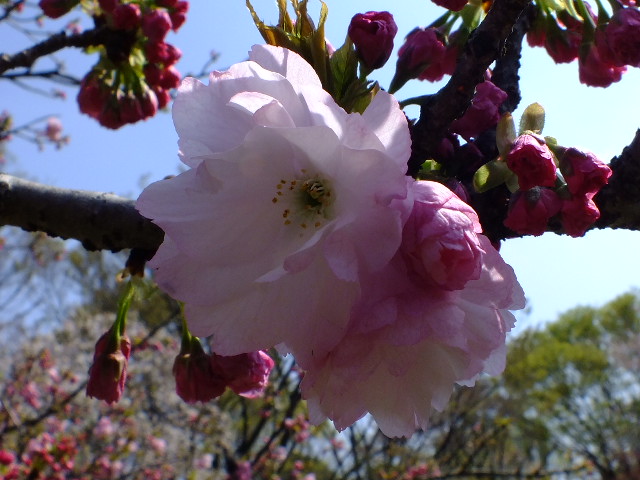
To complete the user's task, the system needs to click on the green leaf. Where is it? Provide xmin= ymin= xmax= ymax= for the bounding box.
xmin=329 ymin=38 xmax=358 ymax=100
xmin=472 ymin=160 xmax=510 ymax=193
xmin=519 ymin=102 xmax=545 ymax=134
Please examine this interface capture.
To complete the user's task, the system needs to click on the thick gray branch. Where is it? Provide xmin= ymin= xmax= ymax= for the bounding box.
xmin=0 ymin=173 xmax=163 ymax=252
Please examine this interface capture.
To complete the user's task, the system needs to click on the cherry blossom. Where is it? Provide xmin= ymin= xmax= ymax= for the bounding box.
xmin=302 ymin=181 xmax=525 ymax=437
xmin=137 ymin=45 xmax=411 ymax=365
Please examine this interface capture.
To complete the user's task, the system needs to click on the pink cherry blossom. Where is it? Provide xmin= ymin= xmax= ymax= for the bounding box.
xmin=301 ymin=181 xmax=524 ymax=437
xmin=579 ymin=43 xmax=626 ymax=88
xmin=137 ymin=45 xmax=411 ymax=366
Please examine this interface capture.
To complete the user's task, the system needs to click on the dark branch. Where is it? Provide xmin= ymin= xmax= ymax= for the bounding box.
xmin=0 ymin=26 xmax=111 ymax=75
xmin=0 ymin=173 xmax=164 ymax=252
xmin=408 ymin=0 xmax=533 ymax=176
xmin=594 ymin=129 xmax=640 ymax=231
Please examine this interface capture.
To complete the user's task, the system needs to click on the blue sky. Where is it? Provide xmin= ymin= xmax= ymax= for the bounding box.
xmin=2 ymin=0 xmax=639 ymax=331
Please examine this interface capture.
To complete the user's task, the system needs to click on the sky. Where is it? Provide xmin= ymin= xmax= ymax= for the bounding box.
xmin=2 ymin=0 xmax=640 ymax=333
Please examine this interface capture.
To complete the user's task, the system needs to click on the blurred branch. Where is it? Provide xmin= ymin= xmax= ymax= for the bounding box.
xmin=0 ymin=173 xmax=164 ymax=252
xmin=0 ymin=25 xmax=111 ymax=75
xmin=408 ymin=0 xmax=533 ymax=176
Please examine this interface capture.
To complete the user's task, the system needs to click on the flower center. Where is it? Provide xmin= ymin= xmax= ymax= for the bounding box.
xmin=272 ymin=171 xmax=334 ymax=232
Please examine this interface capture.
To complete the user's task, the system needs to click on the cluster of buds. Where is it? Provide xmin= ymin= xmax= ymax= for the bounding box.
xmin=478 ymin=104 xmax=613 ymax=237
xmin=528 ymin=2 xmax=640 ymax=87
xmin=173 ymin=319 xmax=275 ymax=403
xmin=74 ymin=0 xmax=188 ymax=128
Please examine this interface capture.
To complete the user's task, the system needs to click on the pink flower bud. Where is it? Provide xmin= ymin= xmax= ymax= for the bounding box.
xmin=449 ymin=80 xmax=507 ymax=140
xmin=544 ymin=23 xmax=580 ymax=64
xmin=145 ymin=41 xmax=182 ymax=66
xmin=212 ymin=350 xmax=274 ymax=398
xmin=113 ymin=3 xmax=141 ymax=30
xmin=170 ymin=1 xmax=188 ymax=31
xmin=44 ymin=117 xmax=63 ymax=141
xmin=119 ymin=93 xmax=144 ymax=124
xmin=396 ymin=27 xmax=446 ymax=81
xmin=0 ymin=450 xmax=15 ymax=466
xmin=561 ymin=194 xmax=600 ymax=237
xmin=402 ymin=181 xmax=484 ymax=290
xmin=77 ymin=75 xmax=108 ymax=119
xmin=578 ymin=43 xmax=626 ymax=88
xmin=86 ymin=329 xmax=131 ymax=404
xmin=504 ymin=188 xmax=561 ymax=236
xmin=38 ymin=0 xmax=79 ymax=18
xmin=142 ymin=9 xmax=172 ymax=43
xmin=602 ymin=7 xmax=640 ymax=68
xmin=139 ymin=88 xmax=159 ymax=119
xmin=560 ymin=147 xmax=612 ymax=196
xmin=159 ymin=65 xmax=181 ymax=89
xmin=173 ymin=339 xmax=226 ymax=403
xmin=153 ymin=86 xmax=171 ymax=108
xmin=348 ymin=11 xmax=397 ymax=70
xmin=430 ymin=0 xmax=467 ymax=11
xmin=506 ymin=134 xmax=557 ymax=190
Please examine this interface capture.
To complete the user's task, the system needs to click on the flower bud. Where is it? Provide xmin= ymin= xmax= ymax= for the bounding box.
xmin=504 ymin=188 xmax=561 ymax=236
xmin=213 ymin=350 xmax=274 ymax=398
xmin=38 ymin=0 xmax=79 ymax=18
xmin=173 ymin=338 xmax=226 ymax=403
xmin=449 ymin=81 xmax=507 ymax=140
xmin=506 ymin=134 xmax=557 ymax=190
xmin=86 ymin=328 xmax=131 ymax=404
xmin=602 ymin=7 xmax=640 ymax=68
xmin=389 ymin=27 xmax=445 ymax=92
xmin=142 ymin=9 xmax=172 ymax=43
xmin=579 ymin=42 xmax=626 ymax=88
xmin=348 ymin=11 xmax=397 ymax=71
xmin=113 ymin=3 xmax=141 ymax=30
xmin=561 ymin=194 xmax=600 ymax=237
xmin=560 ymin=147 xmax=611 ymax=196
xmin=430 ymin=0 xmax=467 ymax=11
xmin=170 ymin=1 xmax=189 ymax=31
xmin=402 ymin=181 xmax=484 ymax=291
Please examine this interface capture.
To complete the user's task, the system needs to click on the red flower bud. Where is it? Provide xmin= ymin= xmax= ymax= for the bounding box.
xmin=86 ymin=329 xmax=131 ymax=404
xmin=113 ymin=3 xmax=141 ymax=30
xmin=173 ymin=339 xmax=226 ymax=403
xmin=142 ymin=9 xmax=172 ymax=42
xmin=212 ymin=351 xmax=274 ymax=398
xmin=561 ymin=194 xmax=600 ymax=237
xmin=348 ymin=11 xmax=397 ymax=70
xmin=170 ymin=1 xmax=189 ymax=31
xmin=506 ymin=134 xmax=557 ymax=190
xmin=504 ymin=188 xmax=561 ymax=236
xmin=430 ymin=0 xmax=467 ymax=11
xmin=38 ymin=0 xmax=79 ymax=18
xmin=560 ymin=147 xmax=612 ymax=196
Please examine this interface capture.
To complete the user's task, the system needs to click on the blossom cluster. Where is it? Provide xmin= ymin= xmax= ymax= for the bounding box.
xmin=503 ymin=134 xmax=612 ymax=237
xmin=73 ymin=0 xmax=188 ymax=129
xmin=137 ymin=45 xmax=525 ymax=436
xmin=528 ymin=3 xmax=640 ymax=87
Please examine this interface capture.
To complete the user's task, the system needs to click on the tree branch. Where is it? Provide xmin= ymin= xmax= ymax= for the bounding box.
xmin=0 ymin=26 xmax=112 ymax=75
xmin=407 ymin=0 xmax=533 ymax=176
xmin=0 ymin=173 xmax=163 ymax=252
xmin=594 ymin=129 xmax=640 ymax=231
